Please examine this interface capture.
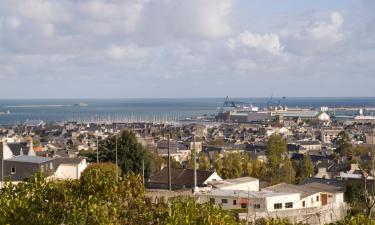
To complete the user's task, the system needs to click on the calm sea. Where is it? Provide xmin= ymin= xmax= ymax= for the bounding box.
xmin=0 ymin=97 xmax=374 ymax=125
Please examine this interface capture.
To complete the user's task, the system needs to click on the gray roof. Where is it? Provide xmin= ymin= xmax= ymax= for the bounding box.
xmin=54 ymin=157 xmax=84 ymax=167
xmin=5 ymin=155 xmax=53 ymax=164
xmin=263 ymin=182 xmax=342 ymax=198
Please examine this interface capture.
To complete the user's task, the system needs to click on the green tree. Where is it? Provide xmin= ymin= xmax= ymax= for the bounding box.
xmin=98 ymin=130 xmax=153 ymax=178
xmin=302 ymin=154 xmax=313 ymax=178
xmin=335 ymin=131 xmax=352 ymax=157
xmin=252 ymin=159 xmax=267 ymax=180
xmin=280 ymin=158 xmax=296 ymax=184
xmin=266 ymin=135 xmax=287 ymax=183
xmin=242 ymin=153 xmax=252 ymax=176
xmin=0 ymin=166 xmax=241 ymax=225
xmin=198 ymin=153 xmax=211 ymax=171
xmin=213 ymin=152 xmax=223 ymax=175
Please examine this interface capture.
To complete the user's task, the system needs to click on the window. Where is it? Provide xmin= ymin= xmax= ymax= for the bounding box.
xmin=316 ymin=196 xmax=319 ymax=202
xmin=328 ymin=195 xmax=333 ymax=198
xmin=302 ymin=201 xmax=306 ymax=207
xmin=221 ymin=199 xmax=228 ymax=204
xmin=274 ymin=203 xmax=282 ymax=209
xmin=209 ymin=198 xmax=215 ymax=204
xmin=41 ymin=165 xmax=44 ymax=172
xmin=50 ymin=162 xmax=54 ymax=170
xmin=285 ymin=202 xmax=293 ymax=208
xmin=241 ymin=203 xmax=247 ymax=209
xmin=311 ymin=198 xmax=313 ymax=203
xmin=233 ymin=200 xmax=237 ymax=205
xmin=11 ymin=167 xmax=16 ymax=174
xmin=254 ymin=204 xmax=261 ymax=209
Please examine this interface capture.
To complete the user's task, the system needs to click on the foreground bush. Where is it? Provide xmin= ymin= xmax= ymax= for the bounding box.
xmin=0 ymin=163 xmax=239 ymax=225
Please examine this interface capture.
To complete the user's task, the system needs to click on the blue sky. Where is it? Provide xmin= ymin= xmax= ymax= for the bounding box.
xmin=0 ymin=0 xmax=374 ymax=98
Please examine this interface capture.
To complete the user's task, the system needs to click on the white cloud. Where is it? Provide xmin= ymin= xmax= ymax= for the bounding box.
xmin=308 ymin=12 xmax=344 ymax=43
xmin=106 ymin=45 xmax=148 ymax=60
xmin=228 ymin=31 xmax=283 ymax=55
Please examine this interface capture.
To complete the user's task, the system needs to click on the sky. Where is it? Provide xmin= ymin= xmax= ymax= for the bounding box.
xmin=0 ymin=0 xmax=374 ymax=98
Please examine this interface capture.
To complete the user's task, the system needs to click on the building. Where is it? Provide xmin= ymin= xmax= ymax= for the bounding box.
xmin=52 ymin=157 xmax=88 ymax=179
xmin=320 ymin=128 xmax=343 ymax=144
xmin=147 ymin=168 xmax=222 ymax=190
xmin=1 ymin=155 xmax=55 ymax=182
xmin=197 ymin=181 xmax=346 ymax=224
xmin=207 ymin=177 xmax=259 ymax=191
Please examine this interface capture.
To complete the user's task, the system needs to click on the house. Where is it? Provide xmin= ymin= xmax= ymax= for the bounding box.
xmin=314 ymin=163 xmax=372 ymax=180
xmin=147 ymin=168 xmax=222 ymax=190
xmin=1 ymin=155 xmax=55 ymax=183
xmin=295 ymin=140 xmax=322 ymax=152
xmin=197 ymin=181 xmax=347 ymax=224
xmin=156 ymin=140 xmax=191 ymax=162
xmin=52 ymin=157 xmax=88 ymax=179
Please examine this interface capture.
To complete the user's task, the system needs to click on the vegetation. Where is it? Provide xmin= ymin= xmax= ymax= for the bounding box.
xmin=0 ymin=163 xmax=240 ymax=225
xmin=82 ymin=130 xmax=153 ymax=178
xmin=335 ymin=131 xmax=352 ymax=157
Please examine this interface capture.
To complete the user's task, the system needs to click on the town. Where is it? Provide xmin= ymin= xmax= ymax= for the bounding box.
xmin=1 ymin=100 xmax=374 ymax=225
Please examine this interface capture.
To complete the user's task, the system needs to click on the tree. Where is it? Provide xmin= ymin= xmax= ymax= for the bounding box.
xmin=213 ymin=152 xmax=223 ymax=175
xmin=242 ymin=153 xmax=252 ymax=176
xmin=302 ymin=154 xmax=313 ymax=178
xmin=335 ymin=131 xmax=352 ymax=157
xmin=252 ymin=159 xmax=267 ymax=180
xmin=0 ymin=167 xmax=240 ymax=225
xmin=280 ymin=158 xmax=295 ymax=184
xmin=231 ymin=153 xmax=243 ymax=178
xmin=198 ymin=153 xmax=211 ymax=171
xmin=266 ymin=135 xmax=287 ymax=183
xmin=97 ymin=130 xmax=153 ymax=178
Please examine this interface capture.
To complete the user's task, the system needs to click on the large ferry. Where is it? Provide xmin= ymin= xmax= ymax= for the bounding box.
xmin=217 ymin=96 xmax=259 ymax=113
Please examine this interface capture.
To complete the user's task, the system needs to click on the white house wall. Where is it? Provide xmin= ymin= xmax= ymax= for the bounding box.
xmin=265 ymin=194 xmax=301 ymax=212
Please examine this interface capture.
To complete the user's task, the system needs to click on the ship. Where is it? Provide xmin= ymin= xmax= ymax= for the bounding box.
xmin=0 ymin=110 xmax=11 ymax=115
xmin=73 ymin=102 xmax=89 ymax=107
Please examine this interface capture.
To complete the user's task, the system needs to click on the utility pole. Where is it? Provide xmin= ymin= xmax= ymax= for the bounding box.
xmin=96 ymin=136 xmax=99 ymax=163
xmin=168 ymin=134 xmax=172 ymax=191
xmin=1 ymin=142 xmax=3 ymax=189
xmin=115 ymin=135 xmax=118 ymax=182
xmin=193 ymin=133 xmax=197 ymax=193
xmin=142 ymin=159 xmax=145 ymax=186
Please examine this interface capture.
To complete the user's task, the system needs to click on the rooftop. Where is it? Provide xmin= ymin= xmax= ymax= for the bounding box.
xmin=5 ymin=155 xmax=54 ymax=164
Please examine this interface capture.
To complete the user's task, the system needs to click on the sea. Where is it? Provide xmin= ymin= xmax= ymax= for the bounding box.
xmin=0 ymin=97 xmax=375 ymax=125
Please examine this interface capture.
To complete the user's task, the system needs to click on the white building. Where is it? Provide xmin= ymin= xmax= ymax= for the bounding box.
xmin=207 ymin=177 xmax=259 ymax=191
xmin=52 ymin=158 xmax=88 ymax=179
xmin=196 ymin=181 xmax=346 ymax=225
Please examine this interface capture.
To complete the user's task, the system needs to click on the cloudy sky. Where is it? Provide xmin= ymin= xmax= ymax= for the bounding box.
xmin=0 ymin=0 xmax=374 ymax=98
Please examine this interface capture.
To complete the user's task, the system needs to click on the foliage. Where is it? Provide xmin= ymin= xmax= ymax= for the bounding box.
xmin=96 ymin=130 xmax=153 ymax=178
xmin=164 ymin=198 xmax=239 ymax=225
xmin=0 ymin=167 xmax=240 ymax=225
xmin=198 ymin=152 xmax=211 ymax=171
xmin=213 ymin=152 xmax=223 ymax=175
xmin=255 ymin=218 xmax=307 ymax=225
xmin=242 ymin=153 xmax=252 ymax=176
xmin=221 ymin=153 xmax=243 ymax=179
xmin=295 ymin=155 xmax=314 ymax=184
xmin=266 ymin=135 xmax=287 ymax=184
xmin=328 ymin=214 xmax=375 ymax=225
xmin=335 ymin=131 xmax=352 ymax=157
xmin=280 ymin=158 xmax=295 ymax=184
xmin=251 ymin=159 xmax=268 ymax=180
xmin=81 ymin=162 xmax=122 ymax=180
